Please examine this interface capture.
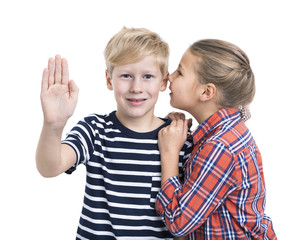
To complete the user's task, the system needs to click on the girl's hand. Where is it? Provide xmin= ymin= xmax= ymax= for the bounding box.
xmin=166 ymin=112 xmax=193 ymax=129
xmin=158 ymin=118 xmax=188 ymax=155
xmin=40 ymin=55 xmax=79 ymax=129
xmin=158 ymin=116 xmax=188 ymax=184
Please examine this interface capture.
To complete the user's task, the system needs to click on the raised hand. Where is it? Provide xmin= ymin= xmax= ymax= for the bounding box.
xmin=41 ymin=55 xmax=79 ymax=128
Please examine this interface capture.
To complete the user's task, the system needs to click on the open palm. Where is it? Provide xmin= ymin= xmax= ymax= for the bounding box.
xmin=41 ymin=55 xmax=79 ymax=127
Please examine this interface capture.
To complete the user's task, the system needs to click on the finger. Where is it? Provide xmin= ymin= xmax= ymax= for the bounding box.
xmin=169 ymin=112 xmax=185 ymax=121
xmin=174 ymin=112 xmax=184 ymax=121
xmin=48 ymin=57 xmax=55 ymax=86
xmin=41 ymin=68 xmax=49 ymax=92
xmin=61 ymin=58 xmax=69 ymax=85
xmin=170 ymin=118 xmax=178 ymax=127
xmin=54 ymin=55 xmax=62 ymax=84
xmin=178 ymin=113 xmax=186 ymax=120
xmin=176 ymin=119 xmax=185 ymax=129
xmin=165 ymin=112 xmax=175 ymax=119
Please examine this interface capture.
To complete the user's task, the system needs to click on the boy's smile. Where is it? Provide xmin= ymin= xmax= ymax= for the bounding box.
xmin=106 ymin=55 xmax=167 ymax=130
xmin=127 ymin=97 xmax=147 ymax=106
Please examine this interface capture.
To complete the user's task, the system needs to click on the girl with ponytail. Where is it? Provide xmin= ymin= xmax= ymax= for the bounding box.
xmin=156 ymin=39 xmax=277 ymax=239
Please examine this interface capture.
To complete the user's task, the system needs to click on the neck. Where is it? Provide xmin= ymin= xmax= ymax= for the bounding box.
xmin=115 ymin=111 xmax=164 ymax=133
xmin=189 ymin=101 xmax=221 ymax=125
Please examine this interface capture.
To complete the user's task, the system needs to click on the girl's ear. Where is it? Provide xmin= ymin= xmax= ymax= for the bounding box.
xmin=199 ymin=83 xmax=217 ymax=101
xmin=106 ymin=70 xmax=113 ymax=90
xmin=160 ymin=72 xmax=169 ymax=92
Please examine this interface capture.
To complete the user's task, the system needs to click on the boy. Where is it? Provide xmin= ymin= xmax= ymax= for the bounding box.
xmin=36 ymin=27 xmax=191 ymax=239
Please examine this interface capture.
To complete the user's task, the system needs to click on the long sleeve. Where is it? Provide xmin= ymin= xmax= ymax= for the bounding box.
xmin=155 ymin=141 xmax=237 ymax=236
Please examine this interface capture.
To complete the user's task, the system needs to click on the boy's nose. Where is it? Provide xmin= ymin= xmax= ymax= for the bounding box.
xmin=130 ymin=78 xmax=143 ymax=93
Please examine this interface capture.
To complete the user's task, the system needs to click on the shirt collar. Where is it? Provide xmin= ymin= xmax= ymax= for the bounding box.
xmin=191 ymin=108 xmax=240 ymax=145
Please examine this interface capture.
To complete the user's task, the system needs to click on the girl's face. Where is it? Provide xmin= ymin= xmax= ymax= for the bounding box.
xmin=168 ymin=50 xmax=202 ymax=112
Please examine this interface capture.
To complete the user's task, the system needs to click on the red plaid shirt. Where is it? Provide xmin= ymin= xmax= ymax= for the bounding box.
xmin=156 ymin=108 xmax=277 ymax=239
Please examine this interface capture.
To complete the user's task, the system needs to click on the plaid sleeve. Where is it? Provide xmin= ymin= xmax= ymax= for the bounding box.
xmin=155 ymin=141 xmax=237 ymax=236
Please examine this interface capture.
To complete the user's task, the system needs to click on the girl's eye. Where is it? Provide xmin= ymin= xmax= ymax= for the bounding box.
xmin=144 ymin=74 xmax=153 ymax=79
xmin=177 ymin=70 xmax=182 ymax=76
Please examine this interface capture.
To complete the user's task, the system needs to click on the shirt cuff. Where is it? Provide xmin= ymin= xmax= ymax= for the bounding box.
xmin=155 ymin=176 xmax=181 ymax=215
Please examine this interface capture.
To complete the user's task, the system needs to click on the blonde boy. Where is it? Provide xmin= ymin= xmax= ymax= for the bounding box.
xmin=36 ymin=27 xmax=191 ymax=239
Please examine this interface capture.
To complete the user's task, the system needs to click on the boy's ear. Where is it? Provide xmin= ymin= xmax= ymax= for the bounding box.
xmin=160 ymin=72 xmax=169 ymax=92
xmin=106 ymin=70 xmax=113 ymax=90
xmin=199 ymin=83 xmax=216 ymax=101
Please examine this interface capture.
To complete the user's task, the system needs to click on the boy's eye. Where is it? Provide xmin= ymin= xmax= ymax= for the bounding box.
xmin=177 ymin=70 xmax=182 ymax=76
xmin=144 ymin=74 xmax=153 ymax=79
xmin=121 ymin=74 xmax=132 ymax=79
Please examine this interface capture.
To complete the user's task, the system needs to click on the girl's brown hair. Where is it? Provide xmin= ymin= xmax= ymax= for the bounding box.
xmin=190 ymin=39 xmax=255 ymax=121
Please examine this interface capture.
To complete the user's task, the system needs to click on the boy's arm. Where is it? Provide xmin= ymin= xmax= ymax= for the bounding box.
xmin=36 ymin=55 xmax=79 ymax=177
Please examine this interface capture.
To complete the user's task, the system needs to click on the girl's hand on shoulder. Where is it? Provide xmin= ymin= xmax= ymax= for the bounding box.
xmin=158 ymin=117 xmax=188 ymax=156
xmin=166 ymin=112 xmax=193 ymax=129
xmin=158 ymin=117 xmax=188 ymax=184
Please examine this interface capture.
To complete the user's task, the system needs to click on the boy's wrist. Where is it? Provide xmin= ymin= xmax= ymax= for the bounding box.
xmin=42 ymin=120 xmax=66 ymax=136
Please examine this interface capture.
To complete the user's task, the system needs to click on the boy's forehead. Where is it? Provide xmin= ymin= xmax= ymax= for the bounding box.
xmin=114 ymin=55 xmax=161 ymax=72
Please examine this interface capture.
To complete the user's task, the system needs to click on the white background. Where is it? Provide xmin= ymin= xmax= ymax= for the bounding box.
xmin=1 ymin=0 xmax=298 ymax=239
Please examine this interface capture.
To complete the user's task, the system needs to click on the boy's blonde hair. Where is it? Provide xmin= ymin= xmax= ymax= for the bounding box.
xmin=189 ymin=39 xmax=255 ymax=121
xmin=104 ymin=27 xmax=169 ymax=78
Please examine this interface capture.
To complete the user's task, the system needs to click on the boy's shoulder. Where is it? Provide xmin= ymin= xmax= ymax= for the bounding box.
xmin=80 ymin=111 xmax=120 ymax=133
xmin=81 ymin=112 xmax=172 ymax=139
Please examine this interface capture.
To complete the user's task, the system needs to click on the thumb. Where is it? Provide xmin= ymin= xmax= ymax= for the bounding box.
xmin=69 ymin=80 xmax=79 ymax=93
xmin=68 ymin=80 xmax=79 ymax=100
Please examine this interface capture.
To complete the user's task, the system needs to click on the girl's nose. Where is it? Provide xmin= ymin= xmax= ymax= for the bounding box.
xmin=168 ymin=72 xmax=175 ymax=83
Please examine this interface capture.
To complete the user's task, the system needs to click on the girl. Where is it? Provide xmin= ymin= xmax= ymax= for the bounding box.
xmin=155 ymin=39 xmax=277 ymax=239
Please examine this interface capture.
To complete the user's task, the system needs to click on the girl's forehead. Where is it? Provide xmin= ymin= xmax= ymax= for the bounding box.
xmin=179 ymin=50 xmax=198 ymax=69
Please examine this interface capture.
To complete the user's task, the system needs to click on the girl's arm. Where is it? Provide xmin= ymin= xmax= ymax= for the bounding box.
xmin=36 ymin=55 xmax=79 ymax=177
xmin=156 ymin=137 xmax=236 ymax=236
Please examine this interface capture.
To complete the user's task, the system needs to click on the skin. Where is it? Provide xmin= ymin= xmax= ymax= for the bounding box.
xmin=36 ymin=55 xmax=79 ymax=177
xmin=106 ymin=55 xmax=168 ymax=132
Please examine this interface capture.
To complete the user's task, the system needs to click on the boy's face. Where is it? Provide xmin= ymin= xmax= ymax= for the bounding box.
xmin=106 ymin=55 xmax=167 ymax=122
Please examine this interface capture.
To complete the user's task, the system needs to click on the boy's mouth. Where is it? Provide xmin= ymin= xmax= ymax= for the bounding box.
xmin=127 ymin=98 xmax=147 ymax=105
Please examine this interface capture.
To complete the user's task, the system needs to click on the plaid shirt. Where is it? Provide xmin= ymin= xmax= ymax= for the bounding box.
xmin=156 ymin=108 xmax=277 ymax=239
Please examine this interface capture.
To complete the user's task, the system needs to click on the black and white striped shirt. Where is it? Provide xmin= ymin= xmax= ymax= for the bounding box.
xmin=62 ymin=111 xmax=192 ymax=239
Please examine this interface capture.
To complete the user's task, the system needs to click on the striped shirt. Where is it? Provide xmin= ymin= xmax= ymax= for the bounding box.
xmin=155 ymin=108 xmax=277 ymax=239
xmin=62 ymin=111 xmax=192 ymax=239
